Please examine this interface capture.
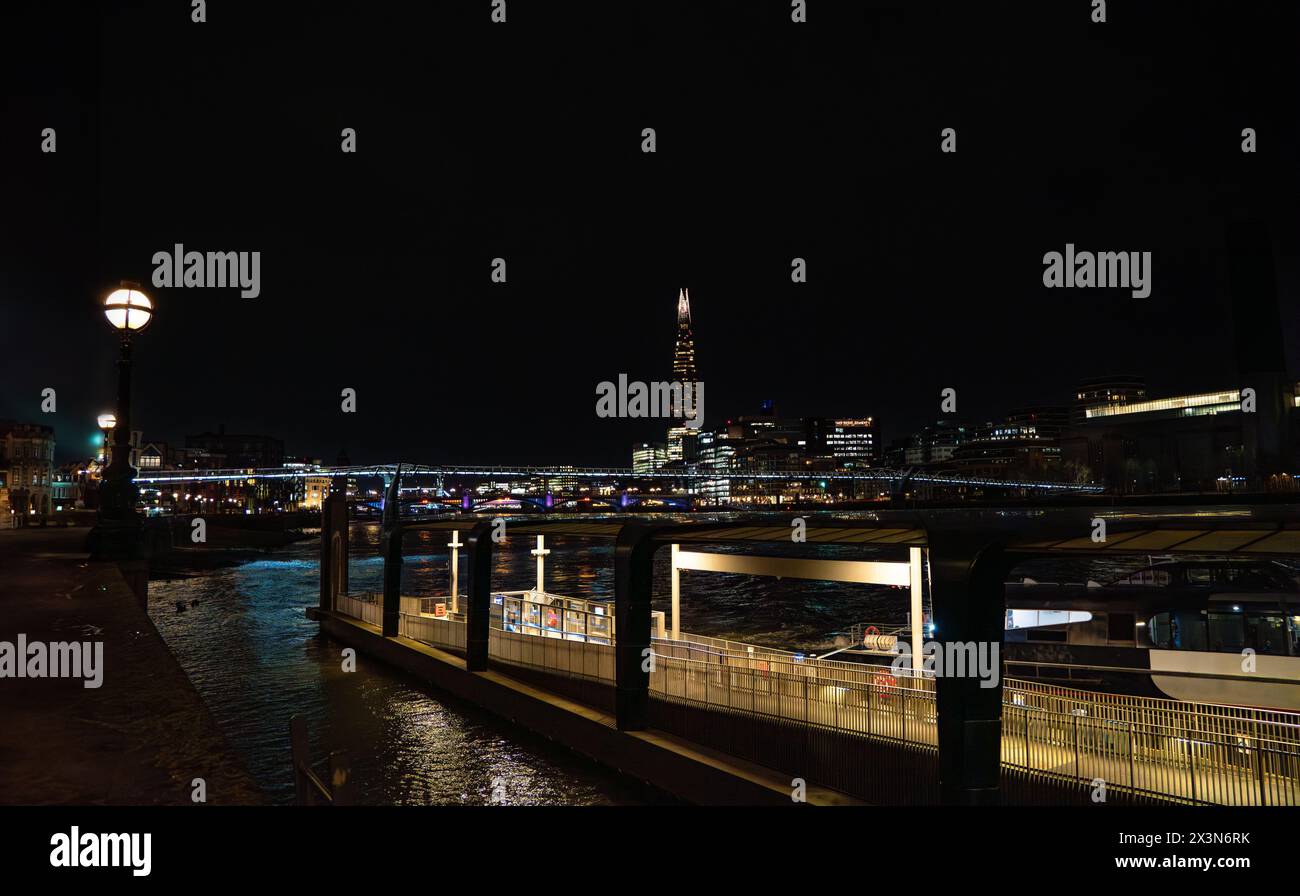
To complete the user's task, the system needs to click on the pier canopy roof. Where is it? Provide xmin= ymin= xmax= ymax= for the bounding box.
xmin=402 ymin=508 xmax=1300 ymax=558
xmin=402 ymin=517 xmax=926 ymax=546
xmin=1009 ymin=523 xmax=1300 ymax=556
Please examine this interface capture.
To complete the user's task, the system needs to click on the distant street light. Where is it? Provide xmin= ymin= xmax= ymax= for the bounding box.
xmin=88 ymin=282 xmax=154 ymax=562
xmin=96 ymin=413 xmax=116 ymax=463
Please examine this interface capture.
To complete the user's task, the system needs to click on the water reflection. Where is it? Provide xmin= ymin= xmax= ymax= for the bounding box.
xmin=148 ymin=540 xmax=644 ymax=806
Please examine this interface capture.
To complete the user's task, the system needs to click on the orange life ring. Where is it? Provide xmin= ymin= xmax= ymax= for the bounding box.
xmin=873 ymin=670 xmax=897 ymax=698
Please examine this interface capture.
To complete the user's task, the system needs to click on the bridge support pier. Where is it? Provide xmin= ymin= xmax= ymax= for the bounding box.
xmin=613 ymin=523 xmax=669 ymax=731
xmin=319 ymin=484 xmax=349 ymax=612
xmin=464 ymin=520 xmax=495 ymax=672
xmin=927 ymin=527 xmax=1011 ymax=806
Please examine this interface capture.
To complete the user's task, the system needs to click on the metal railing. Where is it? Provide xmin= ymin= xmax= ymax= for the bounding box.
xmin=1003 ymin=678 xmax=1300 ymax=805
xmin=328 ymin=593 xmax=1300 ymax=804
xmin=399 ymin=612 xmax=467 ymax=652
xmin=488 ymin=626 xmax=616 ymax=682
xmin=134 ymin=461 xmax=1103 ymax=491
xmin=335 ymin=592 xmax=382 ymax=627
xmin=650 ymin=651 xmax=937 ymax=744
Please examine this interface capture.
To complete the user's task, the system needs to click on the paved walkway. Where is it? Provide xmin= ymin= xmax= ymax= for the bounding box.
xmin=0 ymin=527 xmax=261 ymax=804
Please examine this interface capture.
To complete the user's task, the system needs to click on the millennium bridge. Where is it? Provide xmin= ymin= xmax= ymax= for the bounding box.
xmin=136 ymin=461 xmax=1103 ymax=492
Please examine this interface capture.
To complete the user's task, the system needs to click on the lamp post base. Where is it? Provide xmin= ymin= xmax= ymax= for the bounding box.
xmin=86 ymin=517 xmax=145 ymax=562
xmin=86 ymin=518 xmax=149 ymax=607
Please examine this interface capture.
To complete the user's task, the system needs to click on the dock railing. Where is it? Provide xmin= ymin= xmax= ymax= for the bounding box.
xmin=399 ymin=611 xmax=467 ymax=652
xmin=336 ymin=592 xmax=382 ymax=628
xmin=328 ymin=593 xmax=1300 ymax=804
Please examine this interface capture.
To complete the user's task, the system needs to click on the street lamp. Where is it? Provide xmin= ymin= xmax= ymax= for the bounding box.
xmin=103 ymin=287 xmax=153 ymax=332
xmin=88 ymin=282 xmax=154 ymax=562
xmin=96 ymin=413 xmax=116 ymax=463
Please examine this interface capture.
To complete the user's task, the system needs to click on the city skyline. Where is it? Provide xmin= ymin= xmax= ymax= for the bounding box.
xmin=8 ymin=277 xmax=1298 ymax=470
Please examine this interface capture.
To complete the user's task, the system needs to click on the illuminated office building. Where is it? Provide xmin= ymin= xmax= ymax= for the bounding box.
xmin=1059 ymin=223 xmax=1298 ymax=493
xmin=806 ymin=417 xmax=875 ymax=465
xmin=632 ymin=442 xmax=667 ymax=473
xmin=1073 ymin=376 xmax=1147 ymax=425
xmin=692 ymin=428 xmax=732 ymax=505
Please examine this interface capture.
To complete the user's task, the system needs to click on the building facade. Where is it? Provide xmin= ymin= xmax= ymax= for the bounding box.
xmin=805 ymin=417 xmax=876 ymax=466
xmin=1072 ymin=375 xmax=1147 ymax=426
xmin=1059 ymin=386 xmax=1297 ymax=493
xmin=632 ymin=442 xmax=667 ymax=473
xmin=0 ymin=422 xmax=56 ymax=523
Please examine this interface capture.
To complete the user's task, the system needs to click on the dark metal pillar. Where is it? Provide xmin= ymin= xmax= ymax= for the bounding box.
xmin=318 ymin=483 xmax=349 ymax=612
xmin=87 ymin=333 xmax=143 ymax=561
xmin=926 ymin=527 xmax=1012 ymax=805
xmin=463 ymin=519 xmax=495 ymax=671
xmin=613 ymin=523 xmax=665 ymax=731
xmin=336 ymin=491 xmax=349 ymax=595
xmin=318 ymin=495 xmax=332 ymax=612
xmin=380 ymin=470 xmax=402 ymax=637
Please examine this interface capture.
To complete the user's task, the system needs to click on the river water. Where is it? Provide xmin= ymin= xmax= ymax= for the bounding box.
xmin=146 ymin=516 xmax=1161 ymax=805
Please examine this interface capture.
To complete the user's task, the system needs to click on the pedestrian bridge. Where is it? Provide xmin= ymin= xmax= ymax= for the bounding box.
xmin=135 ymin=460 xmax=1104 ymax=494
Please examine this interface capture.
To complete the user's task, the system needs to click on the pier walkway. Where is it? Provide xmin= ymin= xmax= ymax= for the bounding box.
xmin=334 ymin=590 xmax=1300 ymax=806
xmin=316 ymin=503 xmax=1300 ymax=805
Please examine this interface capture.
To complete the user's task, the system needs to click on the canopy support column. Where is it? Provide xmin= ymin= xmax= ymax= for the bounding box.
xmin=670 ymin=543 xmax=681 ymax=640
xmin=464 ymin=520 xmax=495 ymax=672
xmin=927 ymin=527 xmax=1011 ymax=805
xmin=614 ymin=523 xmax=668 ymax=731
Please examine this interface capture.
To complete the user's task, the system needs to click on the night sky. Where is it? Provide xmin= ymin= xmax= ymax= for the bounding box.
xmin=3 ymin=1 xmax=1298 ymax=465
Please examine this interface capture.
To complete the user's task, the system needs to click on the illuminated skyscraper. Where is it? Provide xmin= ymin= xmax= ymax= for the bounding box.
xmin=667 ymin=288 xmax=700 ymax=461
xmin=672 ymin=288 xmax=698 ymax=385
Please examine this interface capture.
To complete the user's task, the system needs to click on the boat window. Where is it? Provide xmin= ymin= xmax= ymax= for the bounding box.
xmin=1245 ymin=614 xmax=1287 ymax=656
xmin=1224 ymin=566 xmax=1289 ymax=590
xmin=1185 ymin=567 xmax=1214 ymax=584
xmin=1207 ymin=611 xmax=1245 ymax=653
xmin=1107 ymin=612 xmax=1135 ymax=642
xmin=1148 ymin=613 xmax=1170 ymax=648
xmin=1148 ymin=611 xmax=1207 ymax=650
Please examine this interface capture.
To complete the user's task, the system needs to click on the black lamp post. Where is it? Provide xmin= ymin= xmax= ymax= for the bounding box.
xmin=88 ymin=282 xmax=154 ymax=561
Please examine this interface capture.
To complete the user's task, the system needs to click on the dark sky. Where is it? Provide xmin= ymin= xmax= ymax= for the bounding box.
xmin=3 ymin=0 xmax=1298 ymax=465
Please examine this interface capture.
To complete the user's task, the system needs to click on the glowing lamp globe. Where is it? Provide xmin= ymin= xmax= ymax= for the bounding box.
xmin=97 ymin=413 xmax=117 ymax=430
xmin=103 ymin=287 xmax=153 ymax=332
